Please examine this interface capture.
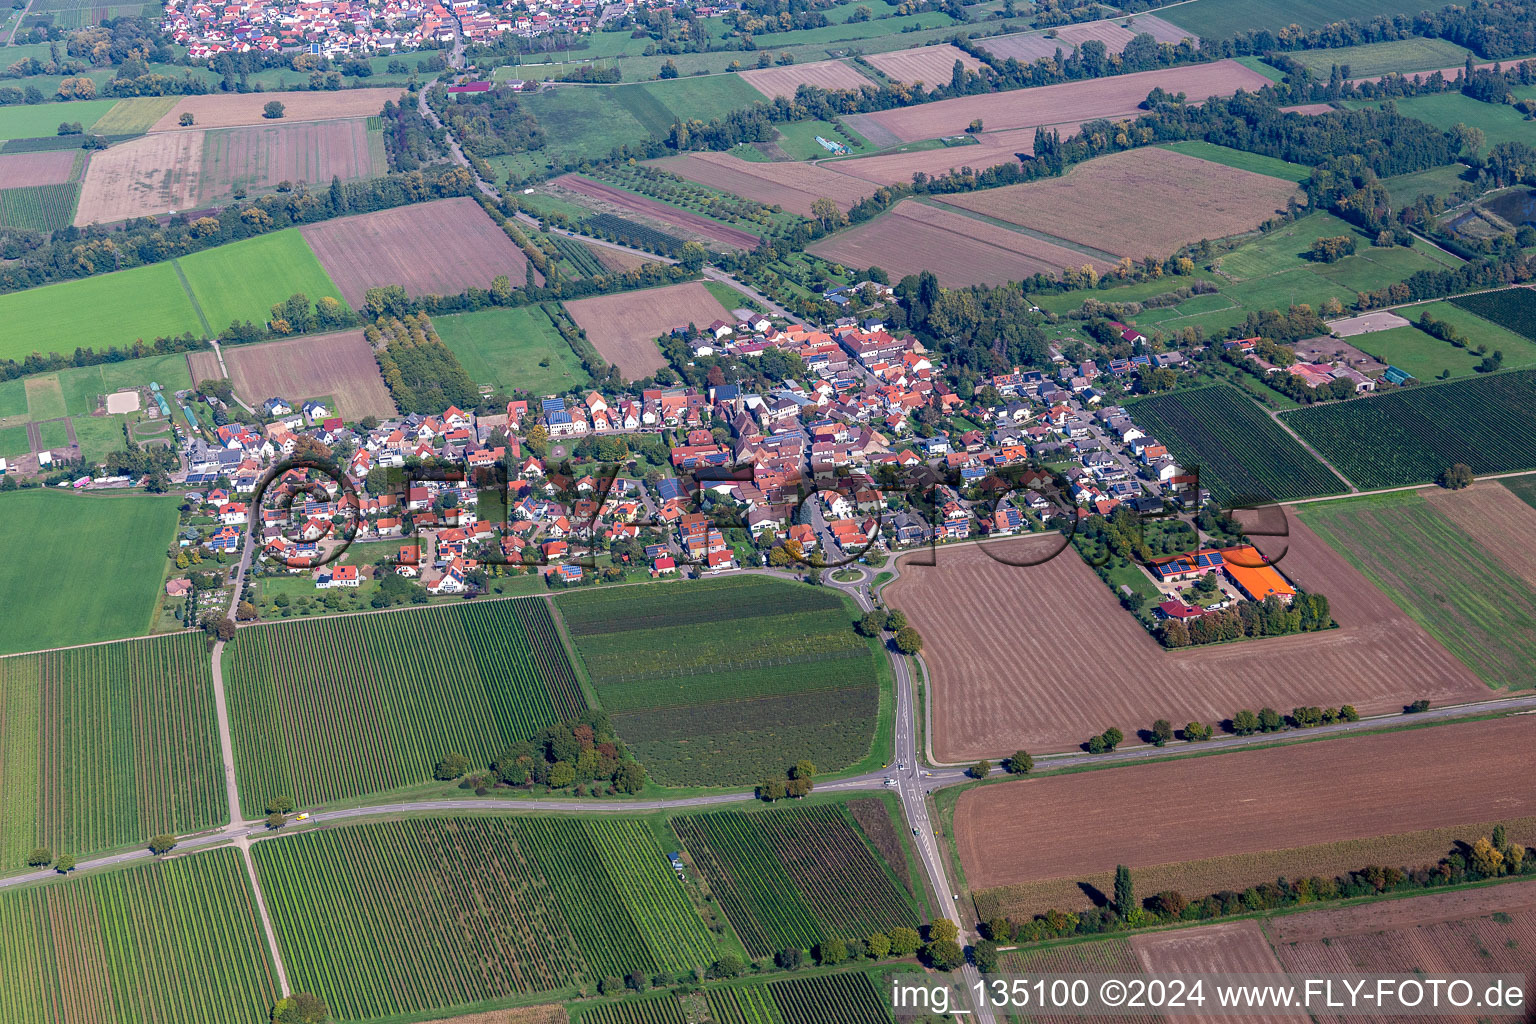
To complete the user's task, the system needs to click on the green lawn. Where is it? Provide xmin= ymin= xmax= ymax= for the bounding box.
xmin=1164 ymin=0 xmax=1448 ymax=37
xmin=0 ymin=378 xmax=25 ymax=418
xmin=1300 ymin=491 xmax=1536 ymax=688
xmin=1156 ymin=141 xmax=1314 ymax=184
xmin=433 ymin=305 xmax=590 ymax=396
xmin=1286 ymin=37 xmax=1472 ymax=78
xmin=1349 ymin=92 xmax=1536 ymax=149
xmin=0 ymin=98 xmax=118 ymax=140
xmin=176 ymin=229 xmax=343 ymax=333
xmin=55 ymin=352 xmax=195 ymax=415
xmin=773 ymin=116 xmax=874 ymax=160
xmin=0 ymin=489 xmax=179 ymax=655
xmin=1407 ymin=300 xmax=1536 ymax=365
xmin=1215 ymin=212 xmax=1365 ymax=282
xmin=0 ymin=424 xmax=28 ymax=457
xmin=1380 ymin=164 xmax=1473 ymax=208
xmin=71 ymin=413 xmax=131 ymax=465
xmin=1310 ymin=241 xmax=1457 ymax=291
xmin=22 ymin=376 xmax=65 ymax=420
xmin=0 ymin=261 xmax=203 ymax=361
xmin=1348 ymin=324 xmax=1483 ymax=381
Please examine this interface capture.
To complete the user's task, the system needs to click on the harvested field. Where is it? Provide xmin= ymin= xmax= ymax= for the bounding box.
xmin=863 ymin=44 xmax=984 ymax=85
xmin=884 ymin=528 xmax=1486 ymax=761
xmin=809 ymin=200 xmax=1113 ymax=286
xmin=1281 ymin=102 xmax=1336 ymax=115
xmin=844 ymin=59 xmax=1269 ymax=143
xmin=1424 ymin=482 xmax=1536 ymax=590
xmin=1328 ymin=310 xmax=1410 ymax=336
xmin=957 ymin=716 xmax=1536 ymax=908
xmin=301 ymin=197 xmax=534 ymax=307
xmin=553 ymin=174 xmax=759 ymax=249
xmin=828 ymin=126 xmax=1047 ymax=185
xmin=565 ymin=282 xmax=729 ymax=379
xmin=74 ymin=131 xmax=202 ymax=225
xmin=979 ymin=13 xmax=1195 ymax=63
xmin=938 ymin=148 xmax=1299 ymax=258
xmin=739 ymin=59 xmax=874 ymax=99
xmin=1132 ymin=922 xmax=1291 ymax=1024
xmin=0 ymin=150 xmax=74 ymax=187
xmin=587 ymin=241 xmax=657 ymax=273
xmin=212 ymin=330 xmax=396 ymax=420
xmin=150 ymin=89 xmax=401 ymax=132
xmin=649 ymin=150 xmax=876 ymax=216
xmin=198 ymin=119 xmax=384 ymax=201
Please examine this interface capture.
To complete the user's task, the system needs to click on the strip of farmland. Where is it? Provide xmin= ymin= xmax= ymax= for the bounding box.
xmin=0 ymin=150 xmax=75 ymax=188
xmin=977 ymin=13 xmax=1195 ymax=63
xmin=209 ymin=329 xmax=396 ymax=421
xmin=563 ymin=281 xmax=731 ymax=380
xmin=807 ymin=200 xmax=1112 ymax=287
xmin=826 ymin=125 xmax=1051 ymax=185
xmin=956 ymin=715 xmax=1536 ymax=912
xmin=862 ymin=44 xmax=984 ymax=84
xmin=553 ymin=174 xmax=761 ymax=249
xmin=648 ymin=151 xmax=877 ymax=217
xmin=843 ymin=59 xmax=1271 ymax=143
xmin=149 ymin=88 xmax=402 ymax=132
xmin=739 ymin=59 xmax=875 ymax=99
xmin=885 ymin=528 xmax=1487 ymax=761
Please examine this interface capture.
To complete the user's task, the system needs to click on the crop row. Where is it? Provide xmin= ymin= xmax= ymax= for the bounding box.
xmin=1451 ymin=288 xmax=1536 ymax=342
xmin=578 ymin=611 xmax=867 ymax=684
xmin=617 ymin=686 xmax=879 ymax=787
xmin=556 ymin=576 xmax=843 ymax=636
xmin=550 ymin=232 xmax=608 ymax=276
xmin=254 ymin=815 xmax=716 ymax=1020
xmin=769 ymin=973 xmax=891 ymax=1024
xmin=225 ymin=598 xmax=584 ymax=815
xmin=0 ymin=633 xmax=222 ymax=867
xmin=1130 ymin=385 xmax=1346 ymax=505
xmin=0 ymin=184 xmax=79 ymax=233
xmin=672 ymin=804 xmax=918 ymax=960
xmin=597 ymin=657 xmax=876 ymax=713
xmin=1283 ymin=368 xmax=1536 ymax=489
xmin=576 ymin=995 xmax=690 ymax=1024
xmin=0 ymin=848 xmax=276 ymax=1024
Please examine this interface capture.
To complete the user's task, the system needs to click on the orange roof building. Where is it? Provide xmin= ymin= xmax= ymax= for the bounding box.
xmin=1220 ymin=546 xmax=1296 ymax=603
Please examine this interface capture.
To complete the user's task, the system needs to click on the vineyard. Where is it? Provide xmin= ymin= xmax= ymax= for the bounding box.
xmin=224 ymin=598 xmax=584 ymax=816
xmin=0 ymin=633 xmax=223 ymax=868
xmin=584 ymin=213 xmax=687 ymax=257
xmin=1127 ymin=386 xmax=1346 ymax=504
xmin=554 ymin=577 xmax=883 ymax=786
xmin=0 ymin=848 xmax=278 ymax=1024
xmin=549 ymin=233 xmax=607 ymax=277
xmin=671 ymin=803 xmax=918 ymax=959
xmin=0 ymin=183 xmax=79 ymax=231
xmin=1282 ymin=369 xmax=1536 ymax=489
xmin=253 ymin=814 xmax=717 ymax=1020
xmin=575 ymin=996 xmax=689 ymax=1024
xmin=575 ymin=972 xmax=892 ymax=1024
xmin=766 ymin=973 xmax=891 ymax=1024
xmin=1450 ymin=288 xmax=1536 ymax=342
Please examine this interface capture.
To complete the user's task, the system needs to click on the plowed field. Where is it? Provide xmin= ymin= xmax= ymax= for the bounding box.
xmin=210 ymin=329 xmax=396 ymax=420
xmin=864 ymin=44 xmax=984 ymax=85
xmin=649 ymin=150 xmax=877 ymax=216
xmin=150 ymin=88 xmax=401 ymax=131
xmin=740 ymin=60 xmax=874 ymax=98
xmin=565 ymin=281 xmax=730 ymax=379
xmin=0 ymin=150 xmax=74 ymax=187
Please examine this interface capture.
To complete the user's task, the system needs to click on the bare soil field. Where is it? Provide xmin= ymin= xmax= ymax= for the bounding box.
xmin=739 ymin=59 xmax=874 ymax=99
xmin=301 ymin=197 xmax=534 ymax=307
xmin=1132 ymin=923 xmax=1291 ymax=1024
xmin=956 ymin=716 xmax=1536 ymax=899
xmin=807 ymin=200 xmax=1110 ymax=285
xmin=980 ymin=13 xmax=1195 ymax=63
xmin=828 ymin=126 xmax=1050 ymax=185
xmin=1280 ymin=102 xmax=1336 ymax=115
xmin=214 ymin=330 xmax=396 ymax=420
xmin=1327 ymin=310 xmax=1410 ymax=336
xmin=863 ymin=44 xmax=985 ymax=85
xmin=1270 ymin=879 xmax=1536 ymax=944
xmin=649 ymin=150 xmax=877 ymax=216
xmin=565 ymin=281 xmax=730 ymax=379
xmin=1425 ymin=482 xmax=1536 ymax=589
xmin=553 ymin=174 xmax=760 ymax=249
xmin=938 ymin=148 xmax=1298 ymax=258
xmin=150 ymin=89 xmax=401 ymax=132
xmin=0 ymin=150 xmax=75 ymax=187
xmin=844 ymin=60 xmax=1268 ymax=143
xmin=587 ymin=241 xmax=657 ymax=273
xmin=198 ymin=119 xmax=384 ymax=202
xmin=74 ymin=131 xmax=203 ymax=224
xmin=885 ymin=528 xmax=1486 ymax=761
xmin=1000 ymin=939 xmax=1161 ymax=1024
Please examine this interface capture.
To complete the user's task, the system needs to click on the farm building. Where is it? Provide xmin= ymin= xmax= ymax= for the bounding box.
xmin=1147 ymin=549 xmax=1225 ymax=582
xmin=1220 ymin=546 xmax=1296 ymax=603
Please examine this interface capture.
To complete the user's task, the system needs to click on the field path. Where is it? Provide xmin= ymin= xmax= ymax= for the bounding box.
xmin=6 ymin=0 xmax=29 ymax=45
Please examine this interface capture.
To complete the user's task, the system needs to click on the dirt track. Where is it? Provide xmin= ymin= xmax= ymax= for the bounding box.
xmin=886 ymin=527 xmax=1487 ymax=760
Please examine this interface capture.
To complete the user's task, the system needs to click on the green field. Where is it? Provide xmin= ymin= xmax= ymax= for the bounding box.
xmin=0 ymin=261 xmax=203 ymax=361
xmin=773 ymin=117 xmax=874 ymax=160
xmin=1286 ymin=37 xmax=1472 ymax=78
xmin=1350 ymin=324 xmax=1486 ymax=380
xmin=1349 ymin=92 xmax=1536 ymax=149
xmin=1365 ymin=301 xmax=1536 ymax=380
xmin=555 ymin=576 xmax=885 ymax=786
xmin=1282 ymin=368 xmax=1536 ymax=488
xmin=254 ymin=814 xmax=718 ymax=1019
xmin=1300 ymin=491 xmax=1536 ymax=687
xmin=1450 ymin=288 xmax=1536 ymax=343
xmin=1163 ymin=0 xmax=1448 ymax=38
xmin=1127 ymin=385 xmax=1347 ymax=504
xmin=0 ymin=634 xmax=222 ymax=869
xmin=1156 ymin=141 xmax=1314 ymax=184
xmin=88 ymin=96 xmax=179 ymax=135
xmin=0 ymin=848 xmax=278 ymax=1024
xmin=672 ymin=802 xmax=920 ymax=959
xmin=575 ymin=971 xmax=894 ymax=1024
xmin=0 ymin=489 xmax=179 ymax=655
xmin=1380 ymin=163 xmax=1473 ymax=207
xmin=0 ymin=98 xmax=118 ymax=141
xmin=434 ymin=304 xmax=591 ymax=395
xmin=176 ymin=229 xmax=343 ymax=334
xmin=224 ymin=597 xmax=586 ymax=815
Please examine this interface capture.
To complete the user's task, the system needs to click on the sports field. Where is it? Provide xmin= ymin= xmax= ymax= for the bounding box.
xmin=177 ymin=228 xmax=343 ymax=333
xmin=434 ymin=305 xmax=591 ymax=395
xmin=554 ymin=576 xmax=885 ymax=786
xmin=0 ymin=633 xmax=222 ymax=867
xmin=0 ymin=489 xmax=179 ymax=655
xmin=224 ymin=598 xmax=586 ymax=815
xmin=0 ymin=261 xmax=203 ymax=360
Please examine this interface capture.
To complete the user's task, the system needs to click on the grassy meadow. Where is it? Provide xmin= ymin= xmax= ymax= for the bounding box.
xmin=434 ymin=304 xmax=591 ymax=395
